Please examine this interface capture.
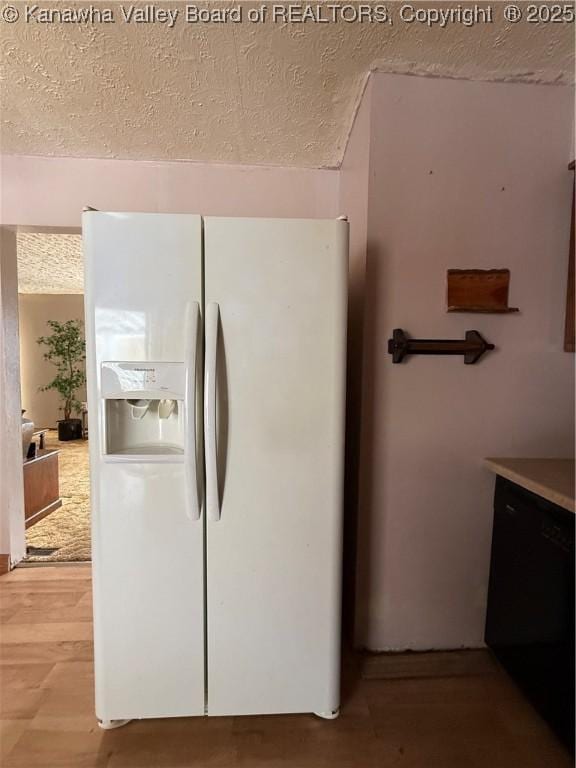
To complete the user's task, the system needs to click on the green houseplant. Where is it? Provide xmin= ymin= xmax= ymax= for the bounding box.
xmin=37 ymin=319 xmax=86 ymax=441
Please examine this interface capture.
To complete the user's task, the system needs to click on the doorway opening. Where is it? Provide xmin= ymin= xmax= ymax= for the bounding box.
xmin=17 ymin=228 xmax=90 ymax=563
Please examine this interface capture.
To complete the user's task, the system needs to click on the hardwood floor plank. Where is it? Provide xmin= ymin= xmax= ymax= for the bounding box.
xmin=29 ymin=686 xmax=96 ymax=723
xmin=1 ymin=663 xmax=54 ymax=689
xmin=0 ymin=641 xmax=93 ymax=666
xmin=0 ymin=580 xmax=91 ymax=594
xmin=0 ymin=664 xmax=54 ymax=719
xmin=104 ymin=729 xmax=237 ymax=768
xmin=0 ymin=720 xmax=29 ymax=758
xmin=0 ymin=623 xmax=92 ymax=644
xmin=0 ymin=689 xmax=49 ymax=721
xmin=0 ymin=608 xmax=20 ymax=623
xmin=7 ymin=604 xmax=93 ymax=624
xmin=41 ymin=661 xmax=94 ymax=691
xmin=76 ymin=592 xmax=93 ymax=608
xmin=233 ymin=723 xmax=381 ymax=768
xmin=2 ymin=729 xmax=109 ymax=768
xmin=1 ymin=566 xmax=91 ymax=582
xmin=0 ymin=592 xmax=87 ymax=612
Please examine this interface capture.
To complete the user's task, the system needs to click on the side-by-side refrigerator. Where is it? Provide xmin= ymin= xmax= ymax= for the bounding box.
xmin=82 ymin=212 xmax=348 ymax=726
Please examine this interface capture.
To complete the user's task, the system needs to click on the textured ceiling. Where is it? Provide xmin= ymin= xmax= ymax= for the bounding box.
xmin=1 ymin=2 xmax=574 ymax=168
xmin=17 ymin=233 xmax=83 ymax=293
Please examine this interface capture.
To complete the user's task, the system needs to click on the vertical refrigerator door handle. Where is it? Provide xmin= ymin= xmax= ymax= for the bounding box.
xmin=205 ymin=302 xmax=220 ymax=522
xmin=185 ymin=302 xmax=200 ymax=521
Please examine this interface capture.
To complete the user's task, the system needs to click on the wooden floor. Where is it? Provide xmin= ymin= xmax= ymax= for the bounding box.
xmin=0 ymin=565 xmax=571 ymax=768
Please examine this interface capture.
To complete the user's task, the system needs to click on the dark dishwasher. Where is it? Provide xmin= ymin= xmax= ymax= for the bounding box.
xmin=485 ymin=477 xmax=575 ymax=752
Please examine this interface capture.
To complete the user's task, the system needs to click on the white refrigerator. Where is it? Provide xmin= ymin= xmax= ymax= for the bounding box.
xmin=82 ymin=212 xmax=348 ymax=727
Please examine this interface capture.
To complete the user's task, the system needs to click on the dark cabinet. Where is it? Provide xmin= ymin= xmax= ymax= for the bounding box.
xmin=23 ymin=449 xmax=62 ymax=528
xmin=485 ymin=477 xmax=574 ymax=752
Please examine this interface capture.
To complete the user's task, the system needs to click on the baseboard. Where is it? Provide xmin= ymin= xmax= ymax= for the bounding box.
xmin=0 ymin=554 xmax=11 ymax=575
xmin=361 ymin=649 xmax=496 ymax=680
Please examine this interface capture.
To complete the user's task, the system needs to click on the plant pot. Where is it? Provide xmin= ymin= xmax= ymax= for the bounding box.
xmin=58 ymin=418 xmax=83 ymax=441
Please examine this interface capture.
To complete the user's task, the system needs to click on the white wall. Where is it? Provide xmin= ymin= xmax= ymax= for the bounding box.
xmin=0 ymin=155 xmax=340 ymax=227
xmin=19 ymin=294 xmax=86 ymax=428
xmin=355 ymin=74 xmax=575 ymax=650
xmin=0 ymin=228 xmax=26 ymax=565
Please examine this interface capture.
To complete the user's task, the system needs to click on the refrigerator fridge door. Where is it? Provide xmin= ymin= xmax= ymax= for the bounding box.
xmin=204 ymin=217 xmax=348 ymax=716
xmin=83 ymin=212 xmax=205 ymax=720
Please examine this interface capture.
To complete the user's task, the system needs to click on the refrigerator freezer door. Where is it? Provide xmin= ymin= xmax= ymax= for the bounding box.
xmin=83 ymin=212 xmax=205 ymax=720
xmin=204 ymin=217 xmax=348 ymax=716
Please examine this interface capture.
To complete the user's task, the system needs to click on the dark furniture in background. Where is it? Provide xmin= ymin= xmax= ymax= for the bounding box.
xmin=486 ymin=477 xmax=575 ymax=752
xmin=23 ymin=448 xmax=62 ymax=528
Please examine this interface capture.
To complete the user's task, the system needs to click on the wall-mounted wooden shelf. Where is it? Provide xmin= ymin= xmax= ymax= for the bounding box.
xmin=447 ymin=269 xmax=518 ymax=314
xmin=448 ymin=307 xmax=519 ymax=314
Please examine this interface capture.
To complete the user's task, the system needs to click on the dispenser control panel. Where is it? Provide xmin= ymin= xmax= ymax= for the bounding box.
xmin=101 ymin=361 xmax=186 ymax=399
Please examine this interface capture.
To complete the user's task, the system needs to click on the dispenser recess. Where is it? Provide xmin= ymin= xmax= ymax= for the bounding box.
xmin=101 ymin=362 xmax=187 ymax=458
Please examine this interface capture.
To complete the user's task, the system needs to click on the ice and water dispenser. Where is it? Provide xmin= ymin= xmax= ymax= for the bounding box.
xmin=102 ymin=362 xmax=187 ymax=458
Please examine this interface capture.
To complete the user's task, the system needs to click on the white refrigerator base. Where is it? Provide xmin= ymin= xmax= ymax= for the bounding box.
xmin=97 ymin=711 xmax=340 ymax=728
xmin=98 ymin=719 xmax=132 ymax=730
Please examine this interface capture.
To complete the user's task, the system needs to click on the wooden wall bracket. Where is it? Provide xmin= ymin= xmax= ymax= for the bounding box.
xmin=388 ymin=329 xmax=495 ymax=364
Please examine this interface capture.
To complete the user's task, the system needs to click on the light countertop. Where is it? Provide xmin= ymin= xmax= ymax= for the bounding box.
xmin=485 ymin=458 xmax=575 ymax=513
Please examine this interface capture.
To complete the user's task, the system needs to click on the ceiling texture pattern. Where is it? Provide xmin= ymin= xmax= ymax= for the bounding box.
xmin=17 ymin=233 xmax=83 ymax=293
xmin=1 ymin=1 xmax=574 ymax=168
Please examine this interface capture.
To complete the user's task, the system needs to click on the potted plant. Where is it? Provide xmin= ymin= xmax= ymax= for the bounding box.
xmin=37 ymin=319 xmax=86 ymax=441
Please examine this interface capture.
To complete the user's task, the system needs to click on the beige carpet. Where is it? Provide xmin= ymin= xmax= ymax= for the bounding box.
xmin=25 ymin=430 xmax=91 ymax=562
